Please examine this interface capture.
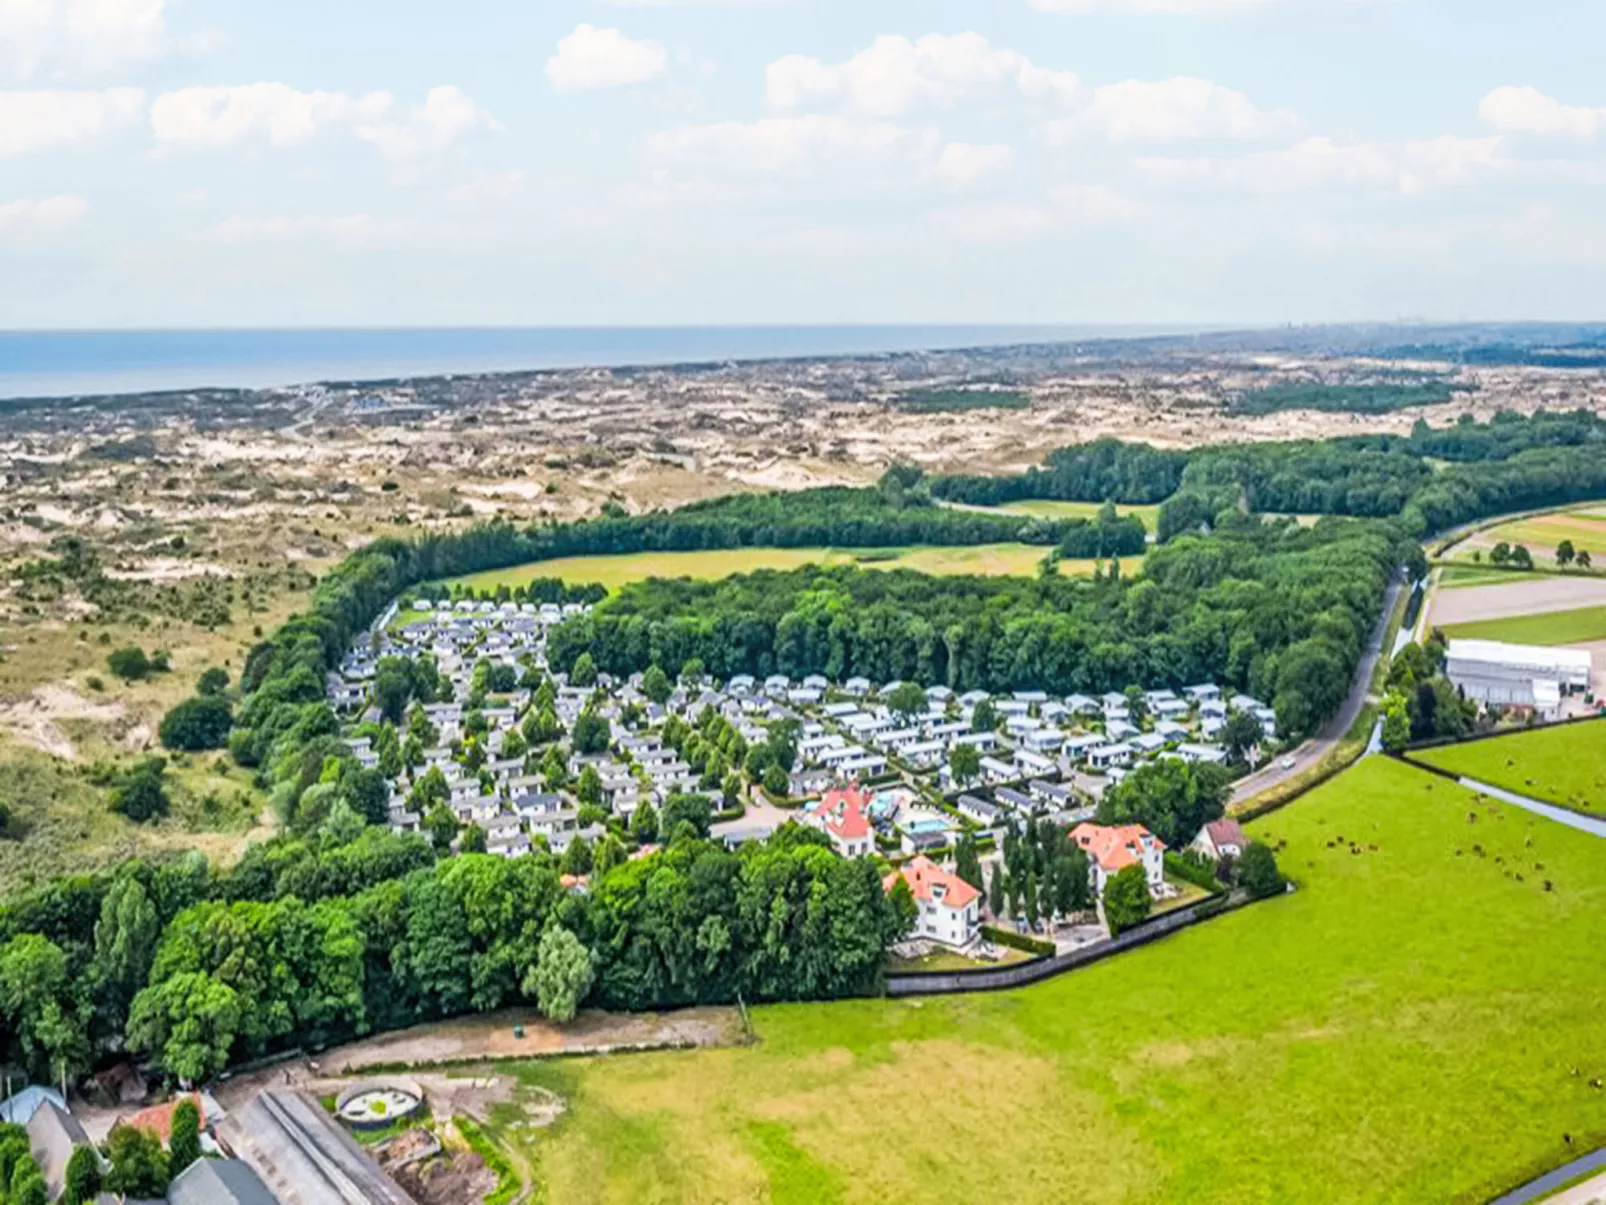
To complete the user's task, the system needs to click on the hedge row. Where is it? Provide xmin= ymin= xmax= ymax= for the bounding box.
xmin=981 ymin=925 xmax=1056 ymax=958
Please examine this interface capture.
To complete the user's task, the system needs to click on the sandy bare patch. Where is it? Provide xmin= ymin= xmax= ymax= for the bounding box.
xmin=103 ymin=557 xmax=231 ymax=582
xmin=1428 ymin=577 xmax=1606 ymax=626
xmin=0 ymin=684 xmax=127 ymax=760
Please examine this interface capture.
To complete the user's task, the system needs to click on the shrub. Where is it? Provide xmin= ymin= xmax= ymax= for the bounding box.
xmin=111 ymin=757 xmax=170 ymax=823
xmin=1164 ymin=851 xmax=1223 ymax=893
xmin=106 ymin=646 xmax=151 ymax=680
xmin=979 ymin=925 xmax=1055 ymax=958
xmin=159 ymin=695 xmax=233 ymax=751
xmin=456 ymin=1116 xmax=519 ymax=1205
xmin=1240 ymin=841 xmax=1285 ymax=899
xmin=1103 ymin=864 xmax=1153 ymax=936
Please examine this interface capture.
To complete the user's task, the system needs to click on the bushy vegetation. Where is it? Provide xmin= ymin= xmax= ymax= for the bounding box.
xmin=549 ymin=514 xmax=1405 ymax=739
xmin=1227 ymin=379 xmax=1469 ymax=417
xmin=895 ymin=388 xmax=1029 ymax=414
xmin=0 ymin=819 xmax=907 ymax=1085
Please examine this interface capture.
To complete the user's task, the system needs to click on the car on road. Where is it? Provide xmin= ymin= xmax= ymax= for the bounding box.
xmin=1280 ymin=756 xmax=1297 ymax=769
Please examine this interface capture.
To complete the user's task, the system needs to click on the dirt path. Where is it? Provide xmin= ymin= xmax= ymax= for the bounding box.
xmin=1428 ymin=577 xmax=1606 ymax=626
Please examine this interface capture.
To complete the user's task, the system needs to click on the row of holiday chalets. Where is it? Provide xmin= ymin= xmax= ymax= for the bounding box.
xmin=325 ymin=596 xmax=1278 ymax=871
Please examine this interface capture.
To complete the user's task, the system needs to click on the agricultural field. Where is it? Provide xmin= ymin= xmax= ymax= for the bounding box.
xmin=497 ymin=758 xmax=1606 ymax=1205
xmin=1451 ymin=508 xmax=1606 ymax=567
xmin=1413 ymin=720 xmax=1606 ymax=814
xmin=1435 ymin=564 xmax=1560 ymax=590
xmin=982 ymin=499 xmax=1164 ymax=529
xmin=1439 ymin=605 xmax=1606 ymax=646
xmin=434 ymin=544 xmax=1104 ymax=597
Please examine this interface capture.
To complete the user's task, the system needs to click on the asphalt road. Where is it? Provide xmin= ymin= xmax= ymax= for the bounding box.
xmin=1231 ymin=576 xmax=1407 ymax=807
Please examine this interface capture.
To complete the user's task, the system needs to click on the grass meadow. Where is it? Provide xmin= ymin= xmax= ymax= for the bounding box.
xmin=1438 ymin=604 xmax=1606 ymax=646
xmin=1413 ymin=719 xmax=1606 ymax=814
xmin=434 ymin=544 xmax=1110 ymax=596
xmin=497 ymin=757 xmax=1606 ymax=1205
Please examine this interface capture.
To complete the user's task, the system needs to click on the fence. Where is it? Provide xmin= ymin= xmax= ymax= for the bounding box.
xmin=884 ymin=889 xmax=1251 ymax=997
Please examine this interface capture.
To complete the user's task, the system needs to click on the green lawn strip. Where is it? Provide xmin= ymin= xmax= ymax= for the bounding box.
xmin=1412 ymin=720 xmax=1606 ymax=814
xmin=511 ymin=757 xmax=1606 ymax=1204
xmin=1439 ymin=605 xmax=1606 ymax=646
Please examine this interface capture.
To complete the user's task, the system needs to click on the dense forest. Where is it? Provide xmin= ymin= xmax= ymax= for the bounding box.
xmin=0 ymin=823 xmax=906 ymax=1085
xmin=546 ymin=514 xmax=1408 ymax=739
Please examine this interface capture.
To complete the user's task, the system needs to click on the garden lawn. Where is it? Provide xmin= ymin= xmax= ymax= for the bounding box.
xmin=501 ymin=757 xmax=1606 ymax=1205
xmin=432 ymin=545 xmax=1097 ymax=596
xmin=1412 ymin=719 xmax=1606 ymax=814
xmin=985 ymin=499 xmax=1162 ymax=529
xmin=1439 ymin=605 xmax=1606 ymax=646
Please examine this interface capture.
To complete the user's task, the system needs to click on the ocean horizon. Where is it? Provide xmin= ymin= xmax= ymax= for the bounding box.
xmin=0 ymin=324 xmax=1200 ymax=401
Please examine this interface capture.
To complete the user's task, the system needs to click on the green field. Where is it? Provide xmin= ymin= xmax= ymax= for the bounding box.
xmin=1439 ymin=605 xmax=1606 ymax=646
xmin=986 ymin=498 xmax=1163 ymax=528
xmin=1413 ymin=720 xmax=1606 ymax=814
xmin=433 ymin=544 xmax=1104 ymax=596
xmin=1435 ymin=564 xmax=1562 ymax=589
xmin=1453 ymin=509 xmax=1606 ymax=566
xmin=498 ymin=758 xmax=1606 ymax=1204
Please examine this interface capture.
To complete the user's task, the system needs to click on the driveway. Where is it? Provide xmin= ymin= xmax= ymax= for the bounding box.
xmin=1231 ymin=576 xmax=1405 ymax=807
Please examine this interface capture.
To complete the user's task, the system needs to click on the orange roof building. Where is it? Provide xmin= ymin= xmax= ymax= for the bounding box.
xmin=813 ymin=785 xmax=874 ymax=858
xmin=1071 ymin=822 xmax=1166 ymax=892
xmin=884 ymin=855 xmax=981 ymax=947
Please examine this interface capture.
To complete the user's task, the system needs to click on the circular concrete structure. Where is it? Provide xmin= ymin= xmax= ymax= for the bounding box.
xmin=334 ymin=1079 xmax=424 ymax=1131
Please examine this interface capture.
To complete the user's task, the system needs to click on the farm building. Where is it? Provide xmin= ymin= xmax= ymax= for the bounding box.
xmin=1444 ymin=639 xmax=1592 ymax=718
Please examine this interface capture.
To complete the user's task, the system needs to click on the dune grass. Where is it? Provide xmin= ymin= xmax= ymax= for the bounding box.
xmin=499 ymin=757 xmax=1606 ymax=1205
xmin=1412 ymin=719 xmax=1606 ymax=814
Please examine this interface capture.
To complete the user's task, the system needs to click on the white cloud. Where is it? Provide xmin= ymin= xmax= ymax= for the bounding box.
xmin=1137 ymin=134 xmax=1504 ymax=195
xmin=0 ymin=193 xmax=89 ymax=234
xmin=767 ymin=32 xmax=1080 ymax=117
xmin=0 ymin=86 xmax=144 ymax=155
xmin=0 ymin=0 xmax=169 ymax=81
xmin=931 ymin=142 xmax=1014 ymax=189
xmin=1479 ymin=86 xmax=1606 ymax=139
xmin=1030 ymin=0 xmax=1353 ymax=14
xmin=355 ymin=85 xmax=501 ymax=160
xmin=546 ymin=24 xmax=667 ymax=92
xmin=1051 ymin=76 xmax=1297 ymax=142
xmin=149 ymin=83 xmax=495 ymax=157
xmin=651 ymin=113 xmax=934 ymax=179
xmin=206 ymin=212 xmax=415 ymax=245
xmin=930 ymin=184 xmax=1153 ymax=244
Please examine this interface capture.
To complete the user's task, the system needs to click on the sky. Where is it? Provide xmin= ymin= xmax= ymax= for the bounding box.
xmin=1 ymin=0 xmax=1604 ymax=328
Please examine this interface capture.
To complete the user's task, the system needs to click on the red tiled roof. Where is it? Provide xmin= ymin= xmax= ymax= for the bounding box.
xmin=1203 ymin=818 xmax=1247 ymax=849
xmin=122 ymin=1092 xmax=205 ymax=1144
xmin=883 ymin=855 xmax=980 ymax=910
xmin=1071 ymin=822 xmax=1165 ymax=873
xmin=821 ymin=784 xmax=871 ymax=842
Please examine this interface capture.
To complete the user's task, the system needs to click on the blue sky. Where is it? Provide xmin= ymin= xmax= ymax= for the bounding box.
xmin=2 ymin=0 xmax=1603 ymax=327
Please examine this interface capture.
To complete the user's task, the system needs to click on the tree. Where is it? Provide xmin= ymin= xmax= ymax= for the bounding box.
xmin=1381 ymin=691 xmax=1411 ymax=753
xmin=125 ymin=971 xmax=241 ymax=1084
xmin=1239 ymin=841 xmax=1285 ymax=899
xmin=1220 ymin=710 xmax=1264 ymax=766
xmin=661 ymin=794 xmax=712 ymax=838
xmin=887 ymin=680 xmax=927 ymax=723
xmin=1102 ymin=864 xmax=1152 ymax=936
xmin=159 ymin=694 xmax=233 ymax=751
xmin=631 ymin=800 xmax=659 ymax=844
xmin=593 ymin=834 xmax=627 ymax=878
xmin=0 ymin=933 xmax=91 ymax=1082
xmin=93 ymin=876 xmax=160 ymax=1032
xmin=524 ymin=925 xmax=594 ymax=1023
xmin=196 ymin=666 xmax=230 ymax=697
xmin=1579 ymin=549 xmax=1594 ymax=569
xmin=1557 ymin=539 xmax=1576 ymax=567
xmin=954 ymin=833 xmax=983 ymax=891
xmin=10 ymin=1158 xmax=46 ymax=1205
xmin=572 ymin=709 xmax=611 ymax=755
xmin=540 ymin=745 xmax=569 ymax=792
xmin=761 ymin=763 xmax=789 ymax=797
xmin=641 ymin=664 xmax=673 ymax=705
xmin=971 ymin=698 xmax=998 ymax=732
xmin=887 ymin=875 xmax=918 ymax=938
xmin=570 ymin=652 xmax=598 ymax=687
xmin=1097 ymin=760 xmax=1229 ymax=849
xmin=63 ymin=1145 xmax=101 ymax=1205
xmin=576 ymin=764 xmax=604 ymax=807
xmin=111 ymin=757 xmax=170 ymax=823
xmin=949 ymin=742 xmax=981 ymax=785
xmin=104 ymin=1125 xmax=170 ymax=1198
xmin=107 ymin=646 xmax=152 ymax=681
xmin=168 ymin=1098 xmax=201 ymax=1174
xmin=987 ymin=863 xmax=1005 ymax=918
xmin=1511 ymin=544 xmax=1534 ymax=569
xmin=1490 ymin=541 xmax=1512 ymax=566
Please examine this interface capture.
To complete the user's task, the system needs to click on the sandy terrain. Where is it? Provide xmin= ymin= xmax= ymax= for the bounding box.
xmin=1428 ymin=578 xmax=1606 ymax=626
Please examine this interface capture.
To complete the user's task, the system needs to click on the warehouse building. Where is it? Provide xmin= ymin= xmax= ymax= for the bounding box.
xmin=1444 ymin=639 xmax=1592 ymax=719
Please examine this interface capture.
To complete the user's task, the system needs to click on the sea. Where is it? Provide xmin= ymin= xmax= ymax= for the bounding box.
xmin=0 ymin=325 xmax=1190 ymax=401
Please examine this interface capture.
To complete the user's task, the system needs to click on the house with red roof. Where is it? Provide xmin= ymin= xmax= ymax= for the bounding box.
xmin=1071 ymin=822 xmax=1167 ymax=895
xmin=884 ymin=856 xmax=981 ymax=948
xmin=809 ymin=785 xmax=875 ymax=858
xmin=1190 ymin=817 xmax=1247 ymax=863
